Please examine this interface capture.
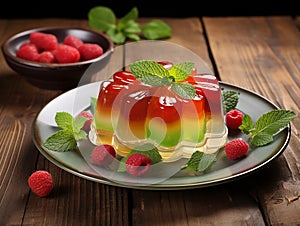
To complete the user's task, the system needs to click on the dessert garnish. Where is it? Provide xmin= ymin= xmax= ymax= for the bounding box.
xmin=224 ymin=138 xmax=249 ymax=160
xmin=181 ymin=151 xmax=217 ymax=173
xmin=117 ymin=143 xmax=162 ymax=173
xmin=130 ymin=60 xmax=196 ymax=99
xmin=226 ymin=109 xmax=244 ymax=129
xmin=222 ymin=90 xmax=239 ymax=113
xmin=125 ymin=153 xmax=152 ymax=177
xmin=239 ymin=109 xmax=296 ymax=146
xmin=43 ymin=112 xmax=89 ymax=152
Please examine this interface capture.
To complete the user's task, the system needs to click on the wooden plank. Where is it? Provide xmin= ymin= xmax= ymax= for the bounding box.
xmin=204 ymin=16 xmax=300 ymax=225
xmin=131 ymin=182 xmax=265 ymax=226
xmin=127 ymin=17 xmax=265 ymax=226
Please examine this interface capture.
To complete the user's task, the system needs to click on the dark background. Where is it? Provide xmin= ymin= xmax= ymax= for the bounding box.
xmin=0 ymin=0 xmax=299 ymax=19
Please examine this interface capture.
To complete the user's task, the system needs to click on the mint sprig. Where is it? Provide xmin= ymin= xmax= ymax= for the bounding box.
xmin=221 ymin=90 xmax=240 ymax=114
xmin=130 ymin=60 xmax=196 ymax=99
xmin=43 ymin=112 xmax=88 ymax=152
xmin=88 ymin=6 xmax=172 ymax=44
xmin=181 ymin=151 xmax=217 ymax=172
xmin=239 ymin=109 xmax=296 ymax=146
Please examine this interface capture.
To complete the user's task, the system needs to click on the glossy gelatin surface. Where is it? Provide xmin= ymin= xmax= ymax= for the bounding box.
xmin=89 ymin=62 xmax=227 ymax=162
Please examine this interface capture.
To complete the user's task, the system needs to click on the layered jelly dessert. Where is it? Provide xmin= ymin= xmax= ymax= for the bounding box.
xmin=89 ymin=61 xmax=227 ymax=162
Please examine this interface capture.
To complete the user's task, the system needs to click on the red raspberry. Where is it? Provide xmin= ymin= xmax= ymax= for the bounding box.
xmin=126 ymin=153 xmax=152 ymax=177
xmin=38 ymin=51 xmax=55 ymax=63
xmin=77 ymin=111 xmax=93 ymax=131
xmin=78 ymin=43 xmax=103 ymax=61
xmin=53 ymin=44 xmax=80 ymax=63
xmin=91 ymin=144 xmax=116 ymax=166
xmin=225 ymin=109 xmax=244 ymax=130
xmin=63 ymin=35 xmax=84 ymax=49
xmin=224 ymin=138 xmax=249 ymax=160
xmin=29 ymin=32 xmax=58 ymax=51
xmin=27 ymin=170 xmax=53 ymax=197
xmin=19 ymin=41 xmax=31 ymax=49
xmin=16 ymin=43 xmax=39 ymax=61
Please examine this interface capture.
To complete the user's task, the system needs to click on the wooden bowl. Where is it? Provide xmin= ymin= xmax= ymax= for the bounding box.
xmin=2 ymin=27 xmax=114 ymax=90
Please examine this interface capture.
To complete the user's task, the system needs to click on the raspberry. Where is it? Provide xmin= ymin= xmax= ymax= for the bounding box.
xmin=27 ymin=170 xmax=53 ymax=197
xmin=225 ymin=109 xmax=244 ymax=130
xmin=77 ymin=111 xmax=93 ymax=131
xmin=78 ymin=43 xmax=103 ymax=61
xmin=126 ymin=153 xmax=152 ymax=177
xmin=19 ymin=41 xmax=31 ymax=49
xmin=91 ymin=144 xmax=116 ymax=166
xmin=63 ymin=35 xmax=84 ymax=49
xmin=224 ymin=138 xmax=249 ymax=160
xmin=29 ymin=32 xmax=58 ymax=51
xmin=53 ymin=44 xmax=80 ymax=63
xmin=38 ymin=51 xmax=55 ymax=63
xmin=16 ymin=43 xmax=39 ymax=61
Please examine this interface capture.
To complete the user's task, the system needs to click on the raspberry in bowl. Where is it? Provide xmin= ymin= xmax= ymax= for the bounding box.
xmin=1 ymin=27 xmax=113 ymax=90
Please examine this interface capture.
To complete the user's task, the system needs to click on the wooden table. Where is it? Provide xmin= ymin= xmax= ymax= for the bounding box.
xmin=0 ymin=17 xmax=299 ymax=226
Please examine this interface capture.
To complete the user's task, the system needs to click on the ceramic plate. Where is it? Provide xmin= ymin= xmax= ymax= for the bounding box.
xmin=32 ymin=81 xmax=291 ymax=190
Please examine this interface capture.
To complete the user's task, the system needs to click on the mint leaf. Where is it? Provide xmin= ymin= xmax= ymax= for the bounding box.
xmin=182 ymin=151 xmax=217 ymax=172
xmin=74 ymin=130 xmax=87 ymax=141
xmin=141 ymin=19 xmax=172 ymax=40
xmin=43 ymin=112 xmax=88 ymax=152
xmin=88 ymin=6 xmax=116 ymax=32
xmin=249 ymin=110 xmax=296 ymax=146
xmin=169 ymin=62 xmax=194 ymax=81
xmin=117 ymin=7 xmax=138 ymax=29
xmin=107 ymin=28 xmax=126 ymax=44
xmin=43 ymin=130 xmax=77 ymax=152
xmin=126 ymin=33 xmax=141 ymax=41
xmin=118 ymin=158 xmax=128 ymax=173
xmin=182 ymin=151 xmax=203 ymax=171
xmin=221 ymin=90 xmax=239 ymax=114
xmin=73 ymin=116 xmax=88 ymax=133
xmin=130 ymin=60 xmax=170 ymax=79
xmin=171 ymin=83 xmax=196 ymax=99
xmin=123 ymin=20 xmax=141 ymax=34
xmin=118 ymin=143 xmax=162 ymax=172
xmin=90 ymin=97 xmax=97 ymax=114
xmin=198 ymin=152 xmax=218 ymax=172
xmin=252 ymin=110 xmax=296 ymax=136
xmin=139 ymin=75 xmax=172 ymax=86
xmin=239 ymin=114 xmax=254 ymax=134
xmin=251 ymin=132 xmax=274 ymax=146
xmin=55 ymin=112 xmax=73 ymax=130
